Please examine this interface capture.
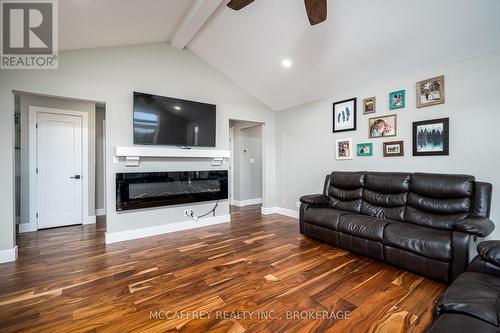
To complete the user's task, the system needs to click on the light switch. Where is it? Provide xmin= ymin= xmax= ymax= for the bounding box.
xmin=250 ymin=158 xmax=255 ymax=164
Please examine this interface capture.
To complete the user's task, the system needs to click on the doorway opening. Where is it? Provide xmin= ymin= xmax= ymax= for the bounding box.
xmin=229 ymin=119 xmax=264 ymax=213
xmin=13 ymin=92 xmax=106 ymax=235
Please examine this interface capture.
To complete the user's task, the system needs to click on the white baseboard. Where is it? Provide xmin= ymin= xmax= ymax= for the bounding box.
xmin=19 ymin=223 xmax=37 ymax=233
xmin=95 ymin=208 xmax=106 ymax=216
xmin=232 ymin=198 xmax=262 ymax=207
xmin=105 ymin=214 xmax=231 ymax=245
xmin=261 ymin=206 xmax=299 ymax=219
xmin=83 ymin=216 xmax=96 ymax=224
xmin=0 ymin=246 xmax=18 ymax=263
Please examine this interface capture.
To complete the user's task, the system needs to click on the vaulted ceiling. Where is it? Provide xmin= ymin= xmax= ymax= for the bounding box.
xmin=59 ymin=0 xmax=500 ymax=110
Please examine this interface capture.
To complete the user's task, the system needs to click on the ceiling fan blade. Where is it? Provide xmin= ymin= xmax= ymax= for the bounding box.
xmin=304 ymin=0 xmax=327 ymax=25
xmin=227 ymin=0 xmax=255 ymax=10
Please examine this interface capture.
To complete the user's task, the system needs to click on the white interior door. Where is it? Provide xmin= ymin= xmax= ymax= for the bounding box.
xmin=36 ymin=112 xmax=83 ymax=228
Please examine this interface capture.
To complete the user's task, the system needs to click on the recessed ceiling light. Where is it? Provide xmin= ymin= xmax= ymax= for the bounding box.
xmin=281 ymin=59 xmax=292 ymax=68
xmin=174 ymin=106 xmax=181 ymax=110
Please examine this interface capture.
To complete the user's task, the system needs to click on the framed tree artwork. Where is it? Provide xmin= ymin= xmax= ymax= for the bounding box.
xmin=412 ymin=118 xmax=449 ymax=156
xmin=333 ymin=98 xmax=357 ymax=133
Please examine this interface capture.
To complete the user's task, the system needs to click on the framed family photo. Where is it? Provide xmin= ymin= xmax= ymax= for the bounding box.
xmin=383 ymin=141 xmax=404 ymax=157
xmin=363 ymin=97 xmax=376 ymax=114
xmin=389 ymin=90 xmax=405 ymax=110
xmin=368 ymin=114 xmax=397 ymax=138
xmin=357 ymin=143 xmax=373 ymax=156
xmin=416 ymin=75 xmax=445 ymax=108
xmin=333 ymin=98 xmax=357 ymax=133
xmin=412 ymin=118 xmax=449 ymax=156
xmin=336 ymin=138 xmax=353 ymax=160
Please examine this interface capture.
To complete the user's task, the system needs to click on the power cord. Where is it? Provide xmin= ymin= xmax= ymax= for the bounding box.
xmin=190 ymin=200 xmax=219 ymax=222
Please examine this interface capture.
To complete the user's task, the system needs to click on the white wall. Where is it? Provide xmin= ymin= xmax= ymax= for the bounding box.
xmin=0 ymin=42 xmax=276 ymax=250
xmin=232 ymin=122 xmax=263 ymax=202
xmin=276 ymin=50 xmax=500 ymax=239
xmin=17 ymin=93 xmax=97 ymax=225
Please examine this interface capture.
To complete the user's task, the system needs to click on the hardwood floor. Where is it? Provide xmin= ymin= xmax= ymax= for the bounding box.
xmin=0 ymin=205 xmax=445 ymax=332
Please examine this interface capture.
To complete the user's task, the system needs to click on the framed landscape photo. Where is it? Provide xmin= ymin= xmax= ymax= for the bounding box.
xmin=357 ymin=143 xmax=373 ymax=156
xmin=412 ymin=118 xmax=449 ymax=156
xmin=336 ymin=138 xmax=353 ymax=160
xmin=333 ymin=98 xmax=357 ymax=133
xmin=383 ymin=141 xmax=404 ymax=157
xmin=368 ymin=114 xmax=397 ymax=138
xmin=417 ymin=75 xmax=445 ymax=108
xmin=389 ymin=90 xmax=405 ymax=110
xmin=363 ymin=97 xmax=376 ymax=114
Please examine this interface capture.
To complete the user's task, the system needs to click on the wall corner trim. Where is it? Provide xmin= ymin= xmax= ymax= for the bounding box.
xmin=83 ymin=216 xmax=97 ymax=224
xmin=261 ymin=206 xmax=299 ymax=219
xmin=104 ymin=214 xmax=231 ymax=244
xmin=0 ymin=246 xmax=18 ymax=263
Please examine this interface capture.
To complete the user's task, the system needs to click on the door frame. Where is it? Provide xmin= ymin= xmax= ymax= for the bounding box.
xmin=229 ymin=126 xmax=235 ymax=205
xmin=28 ymin=106 xmax=89 ymax=231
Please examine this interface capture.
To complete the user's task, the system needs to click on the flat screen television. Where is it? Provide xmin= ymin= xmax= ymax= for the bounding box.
xmin=133 ymin=92 xmax=216 ymax=147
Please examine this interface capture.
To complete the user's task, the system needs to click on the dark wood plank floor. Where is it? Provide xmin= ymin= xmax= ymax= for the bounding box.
xmin=0 ymin=205 xmax=445 ymax=332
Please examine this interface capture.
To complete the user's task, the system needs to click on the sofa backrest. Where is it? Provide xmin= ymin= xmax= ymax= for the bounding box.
xmin=323 ymin=171 xmax=490 ymax=229
xmin=361 ymin=172 xmax=410 ymax=221
xmin=405 ymin=173 xmax=475 ymax=229
xmin=327 ymin=171 xmax=365 ymax=212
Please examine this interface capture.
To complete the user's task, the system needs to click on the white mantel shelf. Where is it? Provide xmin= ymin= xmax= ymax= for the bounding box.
xmin=115 ymin=146 xmax=231 ymax=166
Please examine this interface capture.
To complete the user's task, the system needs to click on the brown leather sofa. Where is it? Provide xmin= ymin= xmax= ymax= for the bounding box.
xmin=429 ymin=241 xmax=500 ymax=332
xmin=299 ymin=171 xmax=494 ymax=282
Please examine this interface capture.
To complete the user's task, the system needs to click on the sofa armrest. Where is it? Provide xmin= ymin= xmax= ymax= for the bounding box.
xmin=452 ymin=217 xmax=495 ymax=237
xmin=299 ymin=194 xmax=329 ymax=206
xmin=466 ymin=242 xmax=500 ymax=278
xmin=477 ymin=241 xmax=500 ymax=266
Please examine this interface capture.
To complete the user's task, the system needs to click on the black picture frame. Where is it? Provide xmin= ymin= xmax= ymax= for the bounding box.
xmin=333 ymin=98 xmax=357 ymax=133
xmin=412 ymin=117 xmax=449 ymax=156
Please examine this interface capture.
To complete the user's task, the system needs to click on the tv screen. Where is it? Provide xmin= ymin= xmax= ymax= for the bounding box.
xmin=133 ymin=92 xmax=216 ymax=147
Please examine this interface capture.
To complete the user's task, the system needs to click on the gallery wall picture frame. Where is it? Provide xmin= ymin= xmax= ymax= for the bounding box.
xmin=357 ymin=143 xmax=373 ymax=156
xmin=412 ymin=117 xmax=449 ymax=156
xmin=389 ymin=90 xmax=406 ymax=110
xmin=368 ymin=114 xmax=397 ymax=138
xmin=383 ymin=141 xmax=404 ymax=157
xmin=333 ymin=98 xmax=357 ymax=133
xmin=363 ymin=97 xmax=376 ymax=114
xmin=416 ymin=75 xmax=445 ymax=108
xmin=335 ymin=138 xmax=353 ymax=160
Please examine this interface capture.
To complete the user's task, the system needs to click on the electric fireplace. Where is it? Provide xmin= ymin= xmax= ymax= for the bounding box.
xmin=116 ymin=170 xmax=228 ymax=211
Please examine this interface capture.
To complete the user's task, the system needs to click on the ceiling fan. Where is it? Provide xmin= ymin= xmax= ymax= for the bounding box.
xmin=227 ymin=0 xmax=327 ymax=26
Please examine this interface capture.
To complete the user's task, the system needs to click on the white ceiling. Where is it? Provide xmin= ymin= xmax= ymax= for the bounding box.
xmin=59 ymin=0 xmax=500 ymax=110
xmin=59 ymin=0 xmax=195 ymax=50
xmin=189 ymin=0 xmax=500 ymax=110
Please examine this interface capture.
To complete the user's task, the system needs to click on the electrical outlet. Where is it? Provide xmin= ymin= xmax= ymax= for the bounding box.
xmin=184 ymin=209 xmax=193 ymax=217
xmin=282 ymin=199 xmax=287 ymax=205
xmin=296 ymin=201 xmax=301 ymax=208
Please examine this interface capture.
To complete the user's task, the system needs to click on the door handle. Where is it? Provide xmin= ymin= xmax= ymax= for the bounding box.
xmin=70 ymin=175 xmax=81 ymax=179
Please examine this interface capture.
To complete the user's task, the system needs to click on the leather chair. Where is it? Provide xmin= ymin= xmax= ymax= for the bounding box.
xmin=300 ymin=171 xmax=494 ymax=282
xmin=428 ymin=241 xmax=500 ymax=332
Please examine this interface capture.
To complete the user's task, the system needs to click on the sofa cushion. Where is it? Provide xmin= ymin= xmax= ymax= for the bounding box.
xmin=405 ymin=173 xmax=475 ymax=230
xmin=384 ymin=222 xmax=452 ymax=261
xmin=302 ymin=207 xmax=347 ymax=230
xmin=338 ymin=214 xmax=393 ymax=242
xmin=427 ymin=313 xmax=498 ymax=333
xmin=361 ymin=172 xmax=410 ymax=221
xmin=327 ymin=171 xmax=365 ymax=213
xmin=436 ymin=271 xmax=500 ymax=326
